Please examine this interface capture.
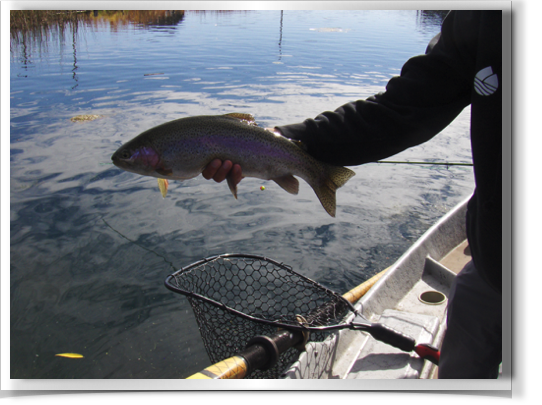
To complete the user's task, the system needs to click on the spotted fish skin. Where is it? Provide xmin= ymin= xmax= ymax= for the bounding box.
xmin=111 ymin=113 xmax=355 ymax=217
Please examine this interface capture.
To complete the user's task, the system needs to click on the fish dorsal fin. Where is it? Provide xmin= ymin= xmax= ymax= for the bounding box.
xmin=224 ymin=113 xmax=258 ymax=126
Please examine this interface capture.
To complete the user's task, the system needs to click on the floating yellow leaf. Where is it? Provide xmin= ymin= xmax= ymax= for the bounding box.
xmin=55 ymin=353 xmax=84 ymax=359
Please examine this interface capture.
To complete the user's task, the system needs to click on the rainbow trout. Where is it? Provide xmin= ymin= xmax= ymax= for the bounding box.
xmin=111 ymin=113 xmax=355 ymax=217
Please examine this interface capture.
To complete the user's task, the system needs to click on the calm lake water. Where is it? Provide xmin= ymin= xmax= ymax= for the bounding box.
xmin=9 ymin=10 xmax=474 ymax=379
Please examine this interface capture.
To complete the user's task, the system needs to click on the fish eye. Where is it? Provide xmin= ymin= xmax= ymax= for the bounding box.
xmin=119 ymin=150 xmax=131 ymax=160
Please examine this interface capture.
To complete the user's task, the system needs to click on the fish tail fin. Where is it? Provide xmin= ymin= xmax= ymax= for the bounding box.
xmin=311 ymin=165 xmax=355 ymax=217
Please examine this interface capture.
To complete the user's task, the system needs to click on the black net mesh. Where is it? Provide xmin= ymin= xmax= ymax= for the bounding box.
xmin=165 ymin=254 xmax=353 ymax=379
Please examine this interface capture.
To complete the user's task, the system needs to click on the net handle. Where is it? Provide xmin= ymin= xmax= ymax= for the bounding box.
xmin=184 ymin=266 xmax=390 ymax=379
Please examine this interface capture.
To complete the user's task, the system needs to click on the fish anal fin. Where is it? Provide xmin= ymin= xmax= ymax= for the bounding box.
xmin=273 ymin=175 xmax=299 ymax=195
xmin=224 ymin=113 xmax=257 ymax=126
xmin=157 ymin=178 xmax=169 ymax=198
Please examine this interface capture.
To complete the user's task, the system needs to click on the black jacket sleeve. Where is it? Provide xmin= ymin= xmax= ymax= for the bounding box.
xmin=277 ymin=11 xmax=503 ymax=293
xmin=276 ymin=11 xmax=473 ymax=167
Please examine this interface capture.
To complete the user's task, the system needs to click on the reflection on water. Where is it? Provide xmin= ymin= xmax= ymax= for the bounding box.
xmin=415 ymin=10 xmax=449 ymax=28
xmin=8 ymin=9 xmax=472 ymax=379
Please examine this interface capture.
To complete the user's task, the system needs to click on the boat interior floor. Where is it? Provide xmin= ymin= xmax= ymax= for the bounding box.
xmin=282 ymin=240 xmax=471 ymax=379
xmin=338 ymin=254 xmax=459 ymax=379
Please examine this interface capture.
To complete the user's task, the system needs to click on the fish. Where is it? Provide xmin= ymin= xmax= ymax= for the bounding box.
xmin=111 ymin=113 xmax=355 ymax=217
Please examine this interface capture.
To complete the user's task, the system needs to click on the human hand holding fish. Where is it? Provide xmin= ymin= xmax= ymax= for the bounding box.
xmin=201 ymin=127 xmax=282 ymax=185
xmin=202 ymin=158 xmax=243 ymax=186
xmin=111 ymin=113 xmax=355 ymax=217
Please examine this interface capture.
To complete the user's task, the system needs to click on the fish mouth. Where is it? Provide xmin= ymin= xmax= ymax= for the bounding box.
xmin=111 ymin=149 xmax=135 ymax=170
xmin=110 ymin=153 xmax=142 ymax=175
xmin=111 ymin=146 xmax=162 ymax=175
xmin=111 ymin=151 xmax=124 ymax=168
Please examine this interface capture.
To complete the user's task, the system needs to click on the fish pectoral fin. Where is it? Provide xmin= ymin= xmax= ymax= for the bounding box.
xmin=226 ymin=174 xmax=238 ymax=199
xmin=224 ymin=113 xmax=257 ymax=126
xmin=157 ymin=178 xmax=169 ymax=198
xmin=273 ymin=175 xmax=299 ymax=195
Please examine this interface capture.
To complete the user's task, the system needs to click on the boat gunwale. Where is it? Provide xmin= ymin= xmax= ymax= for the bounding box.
xmin=282 ymin=195 xmax=471 ymax=379
xmin=356 ymin=195 xmax=470 ymax=319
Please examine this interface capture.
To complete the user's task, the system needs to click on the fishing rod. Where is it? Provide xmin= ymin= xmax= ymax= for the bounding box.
xmin=166 ymin=255 xmax=440 ymax=380
xmin=376 ymin=160 xmax=473 ymax=167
